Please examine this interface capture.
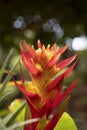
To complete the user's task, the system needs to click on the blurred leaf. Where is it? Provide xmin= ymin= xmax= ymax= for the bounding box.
xmin=0 ymin=118 xmax=7 ymax=130
xmin=2 ymin=114 xmax=12 ymax=126
xmin=8 ymin=99 xmax=25 ymax=122
xmin=0 ymin=82 xmax=20 ymax=109
xmin=54 ymin=112 xmax=78 ymax=130
xmin=6 ymin=101 xmax=25 ymax=127
xmin=36 ymin=115 xmax=46 ymax=130
xmin=9 ymin=55 xmax=23 ymax=73
xmin=0 ymin=48 xmax=14 ymax=82
xmin=0 ymin=124 xmax=7 ymax=130
xmin=0 ymin=57 xmax=20 ymax=96
xmin=25 ymin=103 xmax=31 ymax=121
xmin=0 ymin=109 xmax=9 ymax=117
xmin=7 ymin=118 xmax=40 ymax=130
xmin=0 ymin=91 xmax=14 ymax=103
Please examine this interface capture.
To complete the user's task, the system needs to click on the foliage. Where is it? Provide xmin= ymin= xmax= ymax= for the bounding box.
xmin=0 ymin=49 xmax=25 ymax=130
xmin=54 ymin=112 xmax=77 ymax=130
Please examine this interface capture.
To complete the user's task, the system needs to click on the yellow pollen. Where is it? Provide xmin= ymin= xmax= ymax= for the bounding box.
xmin=36 ymin=64 xmax=42 ymax=71
xmin=36 ymin=48 xmax=42 ymax=55
xmin=31 ymin=45 xmax=34 ymax=49
xmin=45 ymin=50 xmax=53 ymax=60
xmin=25 ymin=82 xmax=40 ymax=95
xmin=47 ymin=44 xmax=50 ymax=50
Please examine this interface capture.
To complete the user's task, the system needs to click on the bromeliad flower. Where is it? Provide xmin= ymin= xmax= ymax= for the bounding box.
xmin=14 ymin=40 xmax=78 ymax=130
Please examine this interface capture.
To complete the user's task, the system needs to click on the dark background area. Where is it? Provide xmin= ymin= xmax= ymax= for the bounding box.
xmin=0 ymin=0 xmax=87 ymax=129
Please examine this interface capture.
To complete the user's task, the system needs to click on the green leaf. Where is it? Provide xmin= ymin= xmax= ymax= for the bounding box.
xmin=2 ymin=113 xmax=12 ymax=125
xmin=0 ymin=124 xmax=7 ymax=130
xmin=0 ymin=57 xmax=20 ymax=96
xmin=7 ymin=118 xmax=40 ymax=130
xmin=8 ymin=99 xmax=25 ymax=122
xmin=6 ymin=101 xmax=25 ymax=127
xmin=25 ymin=103 xmax=31 ymax=120
xmin=54 ymin=112 xmax=78 ymax=130
xmin=0 ymin=109 xmax=9 ymax=117
xmin=0 ymin=91 xmax=14 ymax=103
xmin=0 ymin=48 xmax=14 ymax=82
xmin=36 ymin=115 xmax=46 ymax=130
xmin=0 ymin=118 xmax=7 ymax=130
xmin=0 ymin=84 xmax=20 ymax=109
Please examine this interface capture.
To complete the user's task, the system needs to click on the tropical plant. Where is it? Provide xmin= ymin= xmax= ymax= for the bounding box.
xmin=14 ymin=40 xmax=78 ymax=130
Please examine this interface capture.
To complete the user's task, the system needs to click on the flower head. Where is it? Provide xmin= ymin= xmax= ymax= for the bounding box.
xmin=15 ymin=40 xmax=78 ymax=130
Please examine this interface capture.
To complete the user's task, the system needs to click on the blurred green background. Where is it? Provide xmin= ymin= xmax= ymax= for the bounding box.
xmin=0 ymin=0 xmax=87 ymax=130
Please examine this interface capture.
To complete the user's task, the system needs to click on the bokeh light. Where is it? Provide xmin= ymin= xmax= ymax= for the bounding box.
xmin=13 ymin=16 xmax=26 ymax=29
xmin=72 ymin=36 xmax=87 ymax=51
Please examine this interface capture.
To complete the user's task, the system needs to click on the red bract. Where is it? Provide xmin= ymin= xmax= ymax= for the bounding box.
xmin=15 ymin=40 xmax=78 ymax=130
